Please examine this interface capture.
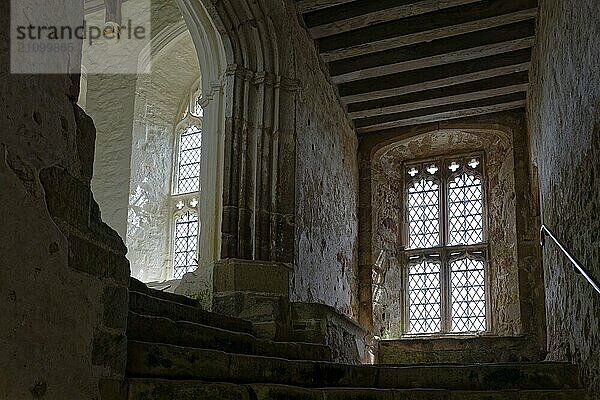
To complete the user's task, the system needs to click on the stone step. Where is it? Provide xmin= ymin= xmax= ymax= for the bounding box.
xmin=129 ymin=291 xmax=254 ymax=334
xmin=127 ymin=311 xmax=331 ymax=361
xmin=129 ymin=278 xmax=198 ymax=307
xmin=128 ymin=379 xmax=587 ymax=400
xmin=126 ymin=342 xmax=582 ymax=391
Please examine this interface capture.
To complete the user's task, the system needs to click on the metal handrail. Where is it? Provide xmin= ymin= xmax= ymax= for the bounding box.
xmin=540 ymin=224 xmax=600 ymax=295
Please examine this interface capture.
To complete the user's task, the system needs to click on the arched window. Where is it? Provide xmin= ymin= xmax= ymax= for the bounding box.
xmin=169 ymin=87 xmax=203 ymax=279
xmin=403 ymin=153 xmax=487 ymax=334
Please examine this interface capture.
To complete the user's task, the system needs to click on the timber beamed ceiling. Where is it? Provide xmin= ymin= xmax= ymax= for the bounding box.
xmin=296 ymin=0 xmax=538 ymax=134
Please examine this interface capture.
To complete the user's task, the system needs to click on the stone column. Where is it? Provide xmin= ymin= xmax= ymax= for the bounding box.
xmin=213 ymin=66 xmax=298 ymax=339
xmin=357 ymin=146 xmax=374 ymax=330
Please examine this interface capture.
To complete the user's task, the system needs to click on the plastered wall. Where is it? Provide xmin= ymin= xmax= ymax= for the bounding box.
xmin=527 ymin=0 xmax=600 ymax=393
xmin=82 ymin=8 xmax=137 ymax=239
xmin=87 ymin=73 xmax=137 ymax=238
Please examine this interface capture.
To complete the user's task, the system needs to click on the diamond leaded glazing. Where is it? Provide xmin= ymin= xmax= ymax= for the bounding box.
xmin=403 ymin=155 xmax=487 ymax=335
xmin=408 ymin=260 xmax=441 ymax=333
xmin=450 ymin=257 xmax=486 ymax=332
xmin=176 ymin=125 xmax=202 ymax=194
xmin=407 ymin=175 xmax=440 ymax=249
xmin=173 ymin=211 xmax=198 ymax=279
xmin=448 ymin=171 xmax=484 ymax=245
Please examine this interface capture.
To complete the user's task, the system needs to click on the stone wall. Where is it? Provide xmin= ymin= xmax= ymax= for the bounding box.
xmin=0 ymin=2 xmax=129 ymax=399
xmin=289 ymin=6 xmax=360 ymax=320
xmin=527 ymin=0 xmax=600 ymax=393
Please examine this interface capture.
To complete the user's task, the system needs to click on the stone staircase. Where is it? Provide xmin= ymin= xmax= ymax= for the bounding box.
xmin=126 ymin=279 xmax=585 ymax=399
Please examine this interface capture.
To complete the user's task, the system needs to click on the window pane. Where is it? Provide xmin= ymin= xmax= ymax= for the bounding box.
xmin=407 ymin=260 xmax=441 ymax=334
xmin=176 ymin=125 xmax=202 ymax=194
xmin=407 ymin=176 xmax=440 ymax=249
xmin=447 ymin=171 xmax=484 ymax=245
xmin=450 ymin=257 xmax=486 ymax=332
xmin=173 ymin=211 xmax=199 ymax=279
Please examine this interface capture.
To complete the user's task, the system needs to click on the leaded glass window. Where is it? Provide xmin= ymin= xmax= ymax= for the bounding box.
xmin=407 ymin=256 xmax=441 ymax=333
xmin=450 ymin=255 xmax=486 ymax=332
xmin=173 ymin=210 xmax=198 ymax=279
xmin=403 ymin=154 xmax=488 ymax=335
xmin=175 ymin=125 xmax=202 ymax=194
xmin=448 ymin=164 xmax=484 ymax=245
xmin=407 ymin=166 xmax=440 ymax=249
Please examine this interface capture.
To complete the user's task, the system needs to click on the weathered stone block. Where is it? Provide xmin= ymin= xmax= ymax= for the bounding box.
xmin=99 ymin=378 xmax=128 ymax=400
xmin=102 ymin=286 xmax=129 ymax=330
xmin=291 ymin=302 xmax=367 ymax=364
xmin=214 ymin=259 xmax=291 ymax=295
xmin=73 ymin=104 xmax=96 ymax=184
xmin=67 ymin=234 xmax=129 ymax=283
xmin=213 ymin=291 xmax=291 ymax=340
xmin=128 ymin=379 xmax=251 ymax=400
xmin=39 ymin=166 xmax=90 ymax=228
xmin=378 ymin=336 xmax=543 ymax=365
xmin=251 ymin=384 xmax=322 ymax=400
xmin=92 ymin=329 xmax=127 ymax=373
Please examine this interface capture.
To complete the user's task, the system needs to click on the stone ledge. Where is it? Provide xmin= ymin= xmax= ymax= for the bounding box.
xmin=291 ymin=302 xmax=369 ymax=364
xmin=378 ymin=335 xmax=544 ymax=365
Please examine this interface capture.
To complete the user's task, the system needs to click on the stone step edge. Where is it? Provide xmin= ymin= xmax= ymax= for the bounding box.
xmin=130 ymin=277 xmax=198 ymax=307
xmin=127 ymin=340 xmax=579 ymax=370
xmin=128 ymin=379 xmax=587 ymax=398
xmin=126 ymin=341 xmax=582 ymax=390
xmin=126 ymin=311 xmax=332 ymax=361
xmin=129 ymin=290 xmax=255 ymax=334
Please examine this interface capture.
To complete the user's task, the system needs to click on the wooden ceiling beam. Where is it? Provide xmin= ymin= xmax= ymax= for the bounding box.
xmin=339 ymin=49 xmax=531 ymax=103
xmin=307 ymin=0 xmax=480 ymax=39
xmin=330 ymin=21 xmax=535 ymax=84
xmin=347 ymin=71 xmax=530 ymax=119
xmin=317 ymin=0 xmax=537 ymax=61
xmin=355 ymin=93 xmax=527 ymax=133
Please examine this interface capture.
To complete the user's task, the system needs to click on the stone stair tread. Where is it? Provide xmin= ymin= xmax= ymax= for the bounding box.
xmin=129 ymin=290 xmax=254 ymax=334
xmin=130 ymin=278 xmax=198 ymax=307
xmin=126 ymin=341 xmax=582 ymax=391
xmin=128 ymin=379 xmax=587 ymax=400
xmin=252 ymin=385 xmax=588 ymax=399
xmin=128 ymin=379 xmax=251 ymax=400
xmin=127 ymin=311 xmax=331 ymax=361
xmin=255 ymin=337 xmax=332 ymax=362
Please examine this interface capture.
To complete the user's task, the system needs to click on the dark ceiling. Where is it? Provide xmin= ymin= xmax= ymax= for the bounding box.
xmin=296 ymin=0 xmax=538 ymax=134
